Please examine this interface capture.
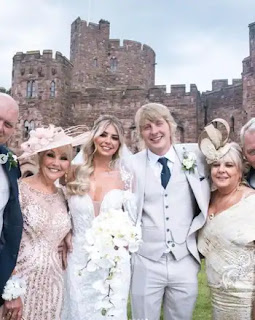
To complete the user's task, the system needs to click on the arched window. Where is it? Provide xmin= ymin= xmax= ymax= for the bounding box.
xmin=110 ymin=57 xmax=117 ymax=71
xmin=24 ymin=120 xmax=30 ymax=139
xmin=24 ymin=120 xmax=35 ymax=139
xmin=30 ymin=120 xmax=35 ymax=130
xmin=50 ymin=81 xmax=56 ymax=98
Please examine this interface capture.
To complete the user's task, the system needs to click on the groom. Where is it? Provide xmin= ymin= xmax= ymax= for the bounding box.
xmin=130 ymin=103 xmax=210 ymax=320
xmin=0 ymin=93 xmax=23 ymax=318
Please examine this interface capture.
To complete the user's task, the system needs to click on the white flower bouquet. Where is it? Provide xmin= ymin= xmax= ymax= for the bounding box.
xmin=84 ymin=208 xmax=142 ymax=316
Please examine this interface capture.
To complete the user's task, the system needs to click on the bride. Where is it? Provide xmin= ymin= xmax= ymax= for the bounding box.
xmin=61 ymin=115 xmax=137 ymax=320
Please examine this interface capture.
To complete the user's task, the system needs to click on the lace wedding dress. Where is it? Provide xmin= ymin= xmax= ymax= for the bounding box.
xmin=62 ymin=167 xmax=137 ymax=320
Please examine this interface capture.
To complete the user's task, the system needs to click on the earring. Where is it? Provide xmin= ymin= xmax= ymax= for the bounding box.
xmin=65 ymin=172 xmax=68 ymax=184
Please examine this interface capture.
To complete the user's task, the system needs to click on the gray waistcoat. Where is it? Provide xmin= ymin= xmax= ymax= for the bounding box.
xmin=138 ymin=154 xmax=197 ymax=261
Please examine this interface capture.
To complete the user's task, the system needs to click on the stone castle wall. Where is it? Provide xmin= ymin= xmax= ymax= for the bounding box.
xmin=70 ymin=18 xmax=155 ymax=90
xmin=7 ymin=18 xmax=255 ymax=154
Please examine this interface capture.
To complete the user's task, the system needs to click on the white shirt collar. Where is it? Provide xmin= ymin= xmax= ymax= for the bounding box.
xmin=147 ymin=145 xmax=175 ymax=165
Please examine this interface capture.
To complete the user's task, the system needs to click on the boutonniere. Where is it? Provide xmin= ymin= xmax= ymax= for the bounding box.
xmin=182 ymin=148 xmax=196 ymax=173
xmin=0 ymin=151 xmax=18 ymax=170
xmin=7 ymin=151 xmax=18 ymax=170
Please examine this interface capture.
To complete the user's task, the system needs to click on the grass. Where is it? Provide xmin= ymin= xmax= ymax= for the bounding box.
xmin=127 ymin=261 xmax=212 ymax=319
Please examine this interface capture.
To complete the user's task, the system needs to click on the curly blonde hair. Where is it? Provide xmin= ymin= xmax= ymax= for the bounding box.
xmin=67 ymin=115 xmax=125 ymax=196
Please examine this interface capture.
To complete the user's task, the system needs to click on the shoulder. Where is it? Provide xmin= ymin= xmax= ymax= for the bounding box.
xmin=174 ymin=143 xmax=205 ymax=161
xmin=132 ymin=149 xmax=147 ymax=161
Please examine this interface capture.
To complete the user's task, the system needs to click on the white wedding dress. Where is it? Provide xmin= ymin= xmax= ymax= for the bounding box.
xmin=62 ymin=167 xmax=137 ymax=320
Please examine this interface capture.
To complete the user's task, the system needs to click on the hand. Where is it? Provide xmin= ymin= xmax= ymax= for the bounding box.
xmin=58 ymin=231 xmax=72 ymax=270
xmin=3 ymin=297 xmax=23 ymax=320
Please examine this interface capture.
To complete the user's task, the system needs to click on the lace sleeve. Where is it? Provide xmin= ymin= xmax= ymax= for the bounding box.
xmin=119 ymin=159 xmax=138 ymax=225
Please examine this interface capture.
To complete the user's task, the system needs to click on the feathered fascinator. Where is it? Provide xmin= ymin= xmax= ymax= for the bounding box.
xmin=19 ymin=124 xmax=89 ymax=159
xmin=198 ymin=118 xmax=231 ymax=164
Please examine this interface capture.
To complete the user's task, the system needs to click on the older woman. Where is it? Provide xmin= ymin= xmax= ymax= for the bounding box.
xmin=198 ymin=120 xmax=255 ymax=320
xmin=62 ymin=115 xmax=137 ymax=320
xmin=2 ymin=125 xmax=86 ymax=320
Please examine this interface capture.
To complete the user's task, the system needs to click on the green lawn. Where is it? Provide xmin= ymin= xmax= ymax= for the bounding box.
xmin=127 ymin=261 xmax=212 ymax=319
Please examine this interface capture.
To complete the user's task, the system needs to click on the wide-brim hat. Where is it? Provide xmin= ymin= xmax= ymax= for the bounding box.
xmin=198 ymin=118 xmax=231 ymax=164
xmin=19 ymin=124 xmax=89 ymax=159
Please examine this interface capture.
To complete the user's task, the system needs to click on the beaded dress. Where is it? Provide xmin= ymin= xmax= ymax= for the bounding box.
xmin=198 ymin=195 xmax=255 ymax=319
xmin=15 ymin=180 xmax=71 ymax=320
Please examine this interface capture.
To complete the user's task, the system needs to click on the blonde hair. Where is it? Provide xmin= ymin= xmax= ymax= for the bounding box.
xmin=209 ymin=142 xmax=246 ymax=183
xmin=135 ymin=103 xmax=177 ymax=144
xmin=67 ymin=115 xmax=124 ymax=196
xmin=38 ymin=145 xmax=73 ymax=176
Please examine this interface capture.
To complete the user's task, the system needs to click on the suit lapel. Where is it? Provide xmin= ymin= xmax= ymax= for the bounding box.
xmin=0 ymin=145 xmax=16 ymax=194
xmin=174 ymin=145 xmax=209 ymax=220
xmin=135 ymin=150 xmax=147 ymax=225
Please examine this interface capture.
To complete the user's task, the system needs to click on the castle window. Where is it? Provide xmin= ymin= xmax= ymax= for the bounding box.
xmin=24 ymin=120 xmax=30 ymax=139
xmin=110 ymin=57 xmax=117 ymax=71
xmin=50 ymin=81 xmax=56 ymax=98
xmin=230 ymin=115 xmax=235 ymax=132
xmin=31 ymin=81 xmax=36 ymax=97
xmin=93 ymin=58 xmax=98 ymax=67
xmin=26 ymin=80 xmax=36 ymax=98
xmin=24 ymin=120 xmax=35 ymax=139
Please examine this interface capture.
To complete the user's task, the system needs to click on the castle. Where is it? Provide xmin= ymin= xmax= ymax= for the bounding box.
xmin=8 ymin=17 xmax=255 ymax=152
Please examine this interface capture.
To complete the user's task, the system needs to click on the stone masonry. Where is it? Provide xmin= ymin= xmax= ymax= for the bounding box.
xmin=7 ymin=18 xmax=255 ymax=154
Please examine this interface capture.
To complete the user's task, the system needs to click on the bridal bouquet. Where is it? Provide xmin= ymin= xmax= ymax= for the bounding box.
xmin=84 ymin=208 xmax=142 ymax=317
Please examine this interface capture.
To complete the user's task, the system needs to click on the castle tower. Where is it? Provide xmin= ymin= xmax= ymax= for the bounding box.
xmin=10 ymin=50 xmax=73 ymax=149
xmin=242 ymin=22 xmax=255 ymax=117
xmin=70 ymin=17 xmax=155 ymax=90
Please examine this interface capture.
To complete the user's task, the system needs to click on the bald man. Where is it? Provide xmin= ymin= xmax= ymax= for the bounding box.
xmin=0 ymin=93 xmax=23 ymax=319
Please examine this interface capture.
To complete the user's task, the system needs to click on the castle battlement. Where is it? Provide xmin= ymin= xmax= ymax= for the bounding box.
xmin=13 ymin=50 xmax=73 ymax=67
xmin=71 ymin=17 xmax=110 ymax=33
xmin=211 ymin=78 xmax=242 ymax=91
xmin=68 ymin=84 xmax=198 ymax=99
xmin=108 ymin=39 xmax=154 ymax=55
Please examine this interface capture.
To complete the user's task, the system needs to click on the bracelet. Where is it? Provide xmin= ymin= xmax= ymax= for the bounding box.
xmin=2 ymin=275 xmax=26 ymax=301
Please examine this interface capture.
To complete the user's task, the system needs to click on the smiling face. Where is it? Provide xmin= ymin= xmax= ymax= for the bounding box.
xmin=243 ymin=130 xmax=255 ymax=169
xmin=0 ymin=94 xmax=19 ymax=144
xmin=39 ymin=147 xmax=71 ymax=182
xmin=211 ymin=155 xmax=241 ymax=192
xmin=140 ymin=118 xmax=171 ymax=156
xmin=94 ymin=124 xmax=120 ymax=159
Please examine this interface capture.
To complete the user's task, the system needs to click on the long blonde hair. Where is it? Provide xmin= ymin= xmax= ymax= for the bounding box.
xmin=67 ymin=115 xmax=125 ymax=196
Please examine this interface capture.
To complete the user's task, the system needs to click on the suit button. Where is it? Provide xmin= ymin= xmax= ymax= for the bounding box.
xmin=167 ymin=229 xmax=170 ymax=232
xmin=167 ymin=241 xmax=171 ymax=244
xmin=165 ymin=194 xmax=168 ymax=197
xmin=165 ymin=205 xmax=169 ymax=209
xmin=166 ymin=217 xmax=169 ymax=220
xmin=172 ymin=243 xmax=175 ymax=247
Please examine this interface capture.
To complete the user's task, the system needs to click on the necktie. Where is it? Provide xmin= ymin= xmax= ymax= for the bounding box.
xmin=158 ymin=157 xmax=171 ymax=189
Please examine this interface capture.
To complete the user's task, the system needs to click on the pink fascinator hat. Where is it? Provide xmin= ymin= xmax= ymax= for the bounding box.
xmin=19 ymin=124 xmax=89 ymax=159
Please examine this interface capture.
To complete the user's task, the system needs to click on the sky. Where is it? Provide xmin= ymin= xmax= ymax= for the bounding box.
xmin=1 ymin=0 xmax=255 ymax=92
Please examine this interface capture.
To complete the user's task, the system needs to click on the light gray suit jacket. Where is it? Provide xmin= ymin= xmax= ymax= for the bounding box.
xmin=131 ymin=143 xmax=210 ymax=263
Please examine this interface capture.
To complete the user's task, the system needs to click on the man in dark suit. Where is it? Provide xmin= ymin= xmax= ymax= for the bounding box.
xmin=0 ymin=93 xmax=23 ymax=319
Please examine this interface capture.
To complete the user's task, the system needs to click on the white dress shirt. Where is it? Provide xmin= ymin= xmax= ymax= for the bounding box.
xmin=0 ymin=164 xmax=10 ymax=233
xmin=147 ymin=146 xmax=175 ymax=182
